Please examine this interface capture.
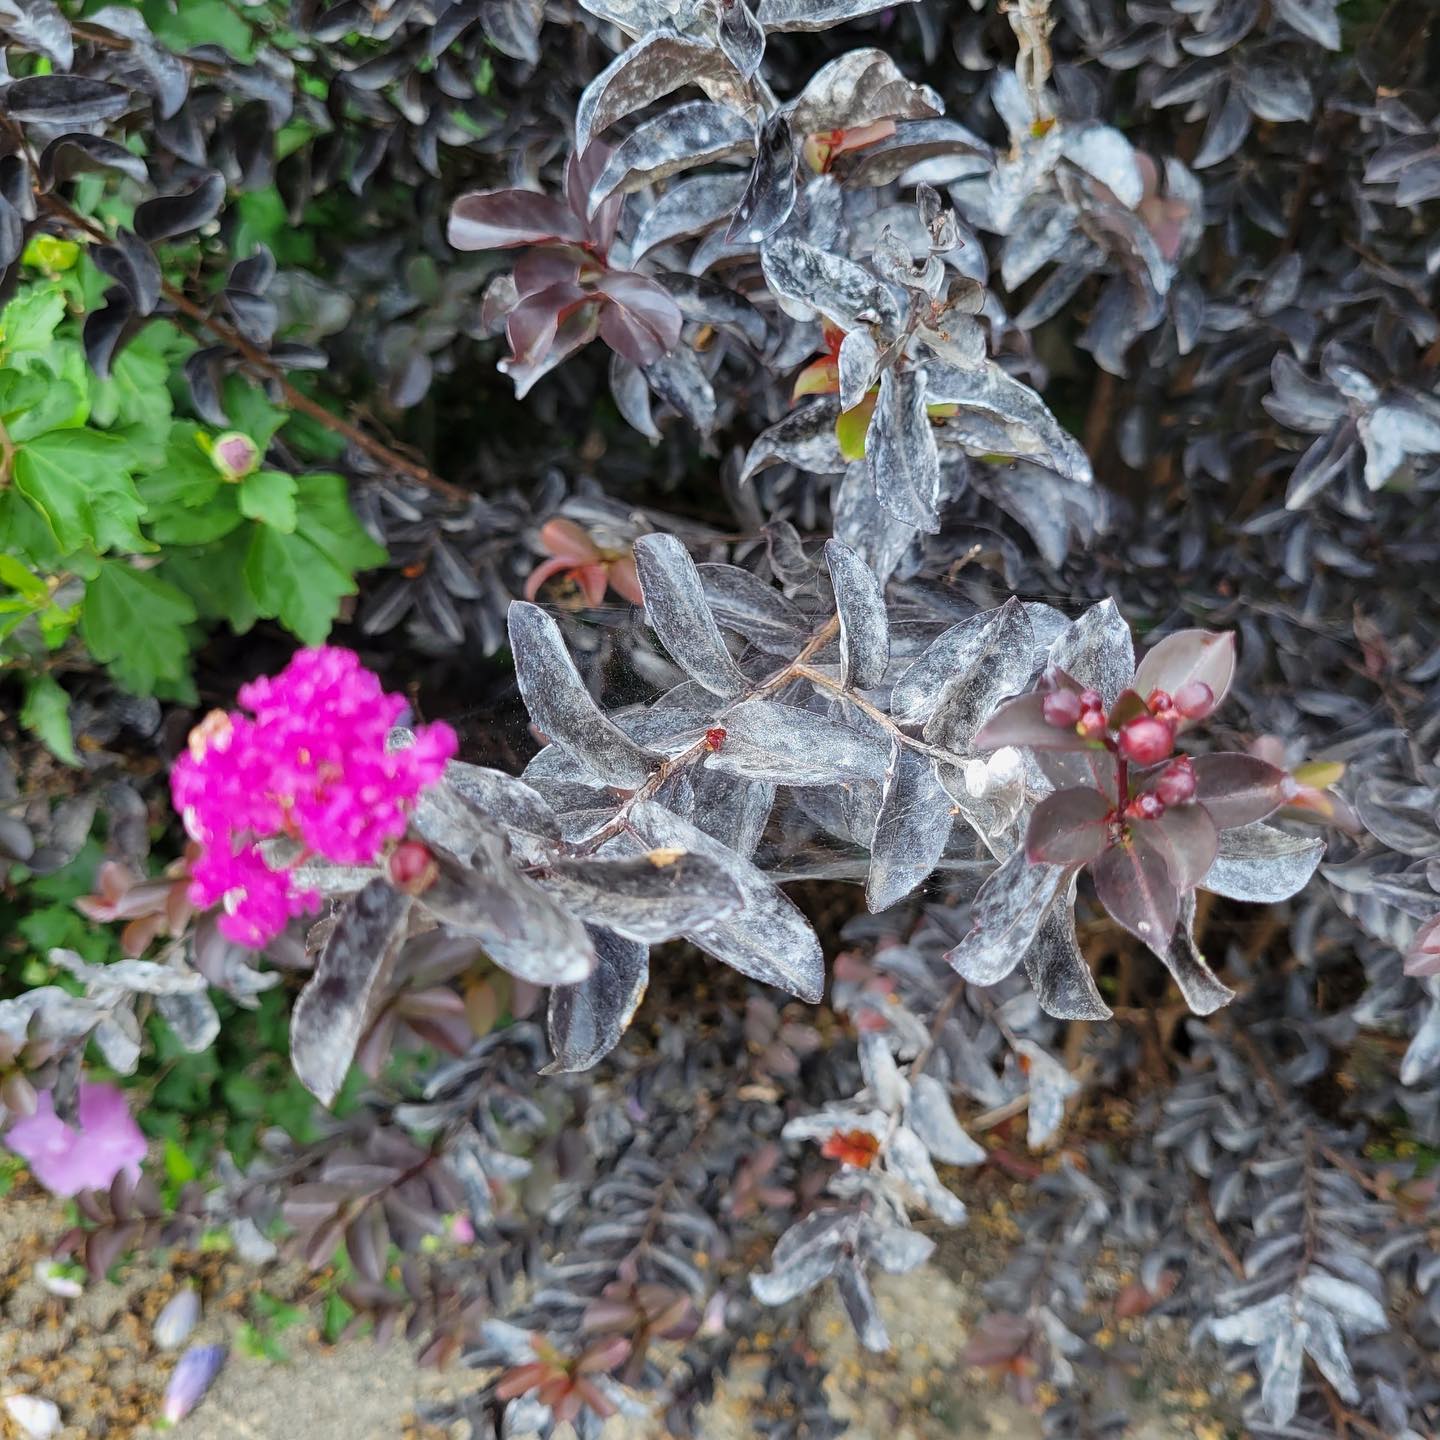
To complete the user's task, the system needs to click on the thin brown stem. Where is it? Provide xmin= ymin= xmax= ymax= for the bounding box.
xmin=570 ymin=614 xmax=842 ymax=858
xmin=28 ymin=182 xmax=470 ymax=505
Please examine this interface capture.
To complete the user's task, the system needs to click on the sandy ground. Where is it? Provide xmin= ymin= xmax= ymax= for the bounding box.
xmin=1 ymin=1179 xmax=1234 ymax=1440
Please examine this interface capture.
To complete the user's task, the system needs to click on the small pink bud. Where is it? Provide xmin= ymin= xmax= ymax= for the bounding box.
xmin=1146 ymin=689 xmax=1173 ymax=713
xmin=1078 ymin=689 xmax=1103 ymax=712
xmin=1118 ymin=715 xmax=1174 ymax=767
xmin=1077 ymin=708 xmax=1108 ymax=740
xmin=1173 ymin=681 xmax=1215 ymax=719
xmin=1129 ymin=793 xmax=1166 ymax=821
xmin=1154 ymin=757 xmax=1196 ymax=806
xmin=1041 ymin=690 xmax=1082 ymax=728
xmin=388 ymin=841 xmax=438 ymax=895
xmin=210 ymin=431 xmax=261 ymax=481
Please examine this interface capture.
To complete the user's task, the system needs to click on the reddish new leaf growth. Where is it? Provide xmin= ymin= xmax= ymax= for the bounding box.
xmin=821 ymin=1129 xmax=882 ymax=1169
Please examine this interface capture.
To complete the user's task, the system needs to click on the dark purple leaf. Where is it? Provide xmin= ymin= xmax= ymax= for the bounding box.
xmin=1191 ymin=754 xmax=1288 ymax=830
xmin=4 ymin=75 xmax=130 ymax=126
xmin=447 ymin=189 xmax=586 ymax=251
xmin=133 ymin=172 xmax=226 ymax=243
xmin=973 ymin=692 xmax=1093 ymax=753
xmin=93 ymin=230 xmax=161 ymax=317
xmin=1147 ymin=802 xmax=1219 ymax=890
xmin=1092 ymin=827 xmax=1179 ymax=950
xmin=595 ymin=270 xmax=683 ymax=363
xmin=1131 ymin=629 xmax=1236 ymax=723
xmin=1026 ymin=788 xmax=1112 ymax=865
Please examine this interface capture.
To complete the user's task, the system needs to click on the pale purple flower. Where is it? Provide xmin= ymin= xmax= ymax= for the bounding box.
xmin=163 ymin=1344 xmax=227 ymax=1423
xmin=3 ymin=1083 xmax=147 ymax=1197
xmin=171 ymin=647 xmax=457 ymax=948
xmin=153 ymin=1287 xmax=201 ymax=1350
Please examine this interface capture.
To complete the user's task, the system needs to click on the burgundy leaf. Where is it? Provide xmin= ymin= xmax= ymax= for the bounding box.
xmin=505 ymin=282 xmax=592 ymax=366
xmin=972 ymin=692 xmax=1095 ymax=752
xmin=1145 ymin=802 xmax=1219 ymax=890
xmin=448 ymin=189 xmax=587 ymax=251
xmin=500 ymin=302 xmax=603 ymax=398
xmin=566 ymin=143 xmax=622 ymax=251
xmin=1405 ymin=914 xmax=1440 ymax=978
xmin=1025 ymin=787 xmax=1113 ymax=865
xmin=512 ymin=246 xmax=585 ymax=297
xmin=594 ymin=271 xmax=683 ymax=363
xmin=1131 ymin=629 xmax=1236 ymax=726
xmin=1092 ymin=827 xmax=1180 ymax=950
xmin=1191 ymin=753 xmax=1289 ymax=830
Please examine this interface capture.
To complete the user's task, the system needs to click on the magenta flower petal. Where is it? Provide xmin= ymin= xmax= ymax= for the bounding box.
xmin=171 ymin=647 xmax=457 ymax=949
xmin=4 ymin=1083 xmax=147 ymax=1198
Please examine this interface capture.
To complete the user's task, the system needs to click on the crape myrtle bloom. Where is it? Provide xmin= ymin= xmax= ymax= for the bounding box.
xmin=3 ymin=1083 xmax=147 ymax=1197
xmin=523 ymin=517 xmax=643 ymax=608
xmin=171 ymin=647 xmax=456 ymax=948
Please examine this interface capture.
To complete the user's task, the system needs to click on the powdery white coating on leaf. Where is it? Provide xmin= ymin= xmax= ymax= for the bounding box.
xmin=697 ymin=562 xmax=811 ymax=656
xmin=824 ymin=539 xmax=889 ymax=690
xmin=868 ymin=366 xmax=941 ymax=531
xmin=574 ymin=33 xmax=737 ymax=157
xmin=923 ymin=598 xmax=1038 ymax=756
xmin=945 ymin=849 xmax=1070 ymax=986
xmin=508 ymin=600 xmax=660 ymax=789
xmin=760 ymin=234 xmax=902 ymax=333
xmin=290 ymin=880 xmax=412 ymax=1106
xmin=1046 ymin=598 xmax=1136 ymax=709
xmin=587 ymin=102 xmax=756 ymax=217
xmin=546 ymin=926 xmax=650 ymax=1074
xmin=534 ymin=851 xmax=744 ymax=942
xmin=787 ymin=48 xmax=942 ymax=135
xmin=1013 ymin=1039 xmax=1080 ymax=1149
xmin=1200 ymin=822 xmax=1326 ymax=903
xmin=706 ymin=699 xmax=889 ymax=785
xmin=741 ymin=398 xmax=848 ymax=480
xmin=905 ymin=1073 xmax=987 ymax=1165
xmin=756 ymin=0 xmax=920 ymax=34
xmin=631 ymin=173 xmax=750 ymax=260
xmin=866 ymin=744 xmax=954 ymax=912
xmin=633 ymin=534 xmax=748 ymax=698
xmin=628 ymin=801 xmax=825 ymax=1001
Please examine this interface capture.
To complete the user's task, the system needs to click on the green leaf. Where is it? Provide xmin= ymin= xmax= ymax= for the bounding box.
xmin=139 ymin=424 xmax=223 ymax=510
xmin=89 ymin=330 xmax=177 ymax=441
xmin=293 ymin=472 xmax=386 ymax=573
xmin=20 ymin=673 xmax=80 ymax=766
xmin=0 ymin=287 xmax=67 ymax=356
xmin=0 ymin=370 xmax=87 ymax=443
xmin=147 ymin=487 xmax=242 ymax=546
xmin=13 ymin=429 xmax=149 ymax=555
xmin=245 ymin=524 xmax=355 ymax=646
xmin=81 ymin=561 xmax=197 ymax=695
xmin=142 ymin=0 xmax=258 ymax=62
xmin=222 ymin=377 xmax=288 ymax=448
xmin=163 ymin=1137 xmax=199 ymax=1186
xmin=0 ymin=554 xmax=47 ymax=602
xmin=161 ymin=530 xmax=259 ymax=632
xmin=239 ymin=470 xmax=298 ymax=532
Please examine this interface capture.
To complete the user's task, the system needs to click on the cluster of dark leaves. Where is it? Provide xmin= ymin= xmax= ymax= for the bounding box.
xmin=5 ymin=0 xmax=1440 ymax=1434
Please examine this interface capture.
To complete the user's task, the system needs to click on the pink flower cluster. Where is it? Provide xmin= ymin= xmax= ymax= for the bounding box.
xmin=171 ymin=647 xmax=457 ymax=947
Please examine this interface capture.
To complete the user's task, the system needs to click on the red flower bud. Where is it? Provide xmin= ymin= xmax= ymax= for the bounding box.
xmin=1174 ymin=680 xmax=1215 ymax=719
xmin=1078 ymin=689 xmax=1103 ymax=712
xmin=1042 ymin=690 xmax=1082 ymax=728
xmin=388 ymin=841 xmax=438 ymax=894
xmin=1146 ymin=689 xmax=1173 ymax=713
xmin=1077 ymin=708 xmax=1108 ymax=740
xmin=705 ymin=726 xmax=727 ymax=752
xmin=1154 ymin=757 xmax=1196 ymax=806
xmin=1118 ymin=715 xmax=1174 ymax=767
xmin=1128 ymin=792 xmax=1166 ymax=821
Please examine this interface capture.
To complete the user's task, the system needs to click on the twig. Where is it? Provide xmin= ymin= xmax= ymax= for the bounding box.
xmin=25 ymin=179 xmax=471 ymax=505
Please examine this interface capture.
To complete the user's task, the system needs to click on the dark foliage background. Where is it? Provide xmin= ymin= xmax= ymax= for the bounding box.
xmin=1 ymin=0 xmax=1439 ymax=1437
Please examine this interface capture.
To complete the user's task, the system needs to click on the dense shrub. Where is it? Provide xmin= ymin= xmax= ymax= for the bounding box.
xmin=2 ymin=0 xmax=1439 ymax=1437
